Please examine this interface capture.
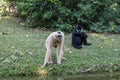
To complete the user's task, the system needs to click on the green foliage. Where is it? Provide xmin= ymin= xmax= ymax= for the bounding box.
xmin=0 ymin=0 xmax=8 ymax=16
xmin=43 ymin=11 xmax=53 ymax=19
xmin=114 ymin=26 xmax=120 ymax=33
xmin=6 ymin=0 xmax=120 ymax=33
xmin=56 ymin=23 xmax=73 ymax=32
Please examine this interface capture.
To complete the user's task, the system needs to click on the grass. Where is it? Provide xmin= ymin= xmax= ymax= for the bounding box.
xmin=0 ymin=16 xmax=120 ymax=76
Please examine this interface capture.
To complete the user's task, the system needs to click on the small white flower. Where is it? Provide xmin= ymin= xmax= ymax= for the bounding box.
xmin=26 ymin=35 xmax=29 ymax=37
xmin=114 ymin=49 xmax=118 ymax=51
xmin=26 ymin=52 xmax=32 ymax=55
xmin=69 ymin=51 xmax=72 ymax=54
xmin=101 ymin=47 xmax=103 ymax=49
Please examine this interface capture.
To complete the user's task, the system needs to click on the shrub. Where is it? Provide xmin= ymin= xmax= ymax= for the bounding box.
xmin=0 ymin=0 xmax=8 ymax=16
xmin=6 ymin=0 xmax=120 ymax=33
xmin=56 ymin=23 xmax=73 ymax=32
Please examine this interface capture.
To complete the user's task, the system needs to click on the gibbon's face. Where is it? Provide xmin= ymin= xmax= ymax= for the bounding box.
xmin=76 ymin=26 xmax=83 ymax=33
xmin=57 ymin=35 xmax=62 ymax=41
xmin=55 ymin=32 xmax=63 ymax=41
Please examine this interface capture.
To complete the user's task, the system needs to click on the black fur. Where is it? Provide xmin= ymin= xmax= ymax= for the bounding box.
xmin=72 ymin=26 xmax=91 ymax=49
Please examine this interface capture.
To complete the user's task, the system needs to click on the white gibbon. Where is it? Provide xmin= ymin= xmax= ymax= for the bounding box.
xmin=43 ymin=31 xmax=65 ymax=66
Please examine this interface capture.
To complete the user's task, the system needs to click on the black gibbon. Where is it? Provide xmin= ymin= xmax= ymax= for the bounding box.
xmin=72 ymin=26 xmax=91 ymax=49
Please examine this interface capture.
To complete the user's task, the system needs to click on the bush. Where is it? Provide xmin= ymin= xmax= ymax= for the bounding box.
xmin=114 ymin=26 xmax=120 ymax=33
xmin=6 ymin=0 xmax=120 ymax=33
xmin=0 ymin=0 xmax=8 ymax=16
xmin=56 ymin=23 xmax=73 ymax=32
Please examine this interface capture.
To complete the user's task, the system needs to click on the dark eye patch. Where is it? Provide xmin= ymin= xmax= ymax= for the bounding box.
xmin=58 ymin=35 xmax=62 ymax=37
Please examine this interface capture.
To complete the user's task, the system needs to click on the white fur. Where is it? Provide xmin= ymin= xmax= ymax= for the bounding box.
xmin=43 ymin=31 xmax=65 ymax=66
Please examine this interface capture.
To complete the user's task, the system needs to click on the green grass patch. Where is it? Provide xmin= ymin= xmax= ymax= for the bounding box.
xmin=0 ymin=16 xmax=120 ymax=76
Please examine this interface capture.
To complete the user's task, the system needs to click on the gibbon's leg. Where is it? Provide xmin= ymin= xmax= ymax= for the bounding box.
xmin=60 ymin=33 xmax=66 ymax=60
xmin=48 ymin=53 xmax=53 ymax=64
xmin=72 ymin=37 xmax=82 ymax=49
xmin=82 ymin=32 xmax=92 ymax=45
xmin=61 ymin=49 xmax=66 ymax=60
xmin=43 ymin=47 xmax=52 ymax=66
xmin=56 ymin=45 xmax=62 ymax=64
xmin=61 ymin=48 xmax=65 ymax=60
xmin=61 ymin=43 xmax=66 ymax=60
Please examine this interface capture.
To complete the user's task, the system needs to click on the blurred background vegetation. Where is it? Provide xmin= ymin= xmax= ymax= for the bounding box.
xmin=0 ymin=0 xmax=120 ymax=33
